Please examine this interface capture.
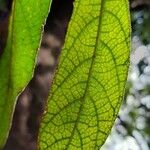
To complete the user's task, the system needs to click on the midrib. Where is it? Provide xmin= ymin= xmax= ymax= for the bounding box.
xmin=65 ymin=0 xmax=105 ymax=149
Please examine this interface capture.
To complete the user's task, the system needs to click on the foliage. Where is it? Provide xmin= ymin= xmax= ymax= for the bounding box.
xmin=0 ymin=0 xmax=130 ymax=149
xmin=132 ymin=8 xmax=150 ymax=44
xmin=102 ymin=6 xmax=150 ymax=150
xmin=39 ymin=0 xmax=130 ymax=149
xmin=0 ymin=0 xmax=51 ymax=148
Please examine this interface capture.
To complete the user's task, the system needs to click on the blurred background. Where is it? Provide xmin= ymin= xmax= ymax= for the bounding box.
xmin=0 ymin=0 xmax=150 ymax=150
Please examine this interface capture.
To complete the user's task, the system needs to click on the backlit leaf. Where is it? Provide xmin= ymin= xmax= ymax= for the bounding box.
xmin=39 ymin=0 xmax=130 ymax=149
xmin=0 ymin=0 xmax=51 ymax=147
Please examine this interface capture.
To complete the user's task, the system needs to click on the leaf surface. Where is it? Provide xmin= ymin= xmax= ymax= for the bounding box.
xmin=0 ymin=0 xmax=51 ymax=147
xmin=39 ymin=0 xmax=130 ymax=149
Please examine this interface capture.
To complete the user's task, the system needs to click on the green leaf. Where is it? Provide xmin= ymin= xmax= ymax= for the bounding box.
xmin=39 ymin=0 xmax=130 ymax=149
xmin=0 ymin=0 xmax=51 ymax=147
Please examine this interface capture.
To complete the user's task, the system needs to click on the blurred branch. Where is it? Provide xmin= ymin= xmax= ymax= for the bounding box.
xmin=130 ymin=0 xmax=150 ymax=9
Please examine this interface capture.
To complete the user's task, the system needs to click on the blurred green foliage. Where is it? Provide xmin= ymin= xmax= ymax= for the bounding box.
xmin=0 ymin=0 xmax=6 ymax=10
xmin=132 ymin=8 xmax=150 ymax=44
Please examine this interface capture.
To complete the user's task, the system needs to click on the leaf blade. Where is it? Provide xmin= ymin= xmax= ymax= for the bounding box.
xmin=0 ymin=0 xmax=51 ymax=147
xmin=39 ymin=0 xmax=130 ymax=149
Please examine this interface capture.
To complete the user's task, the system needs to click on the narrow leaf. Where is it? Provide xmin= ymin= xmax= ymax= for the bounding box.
xmin=0 ymin=0 xmax=51 ymax=147
xmin=39 ymin=0 xmax=130 ymax=149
